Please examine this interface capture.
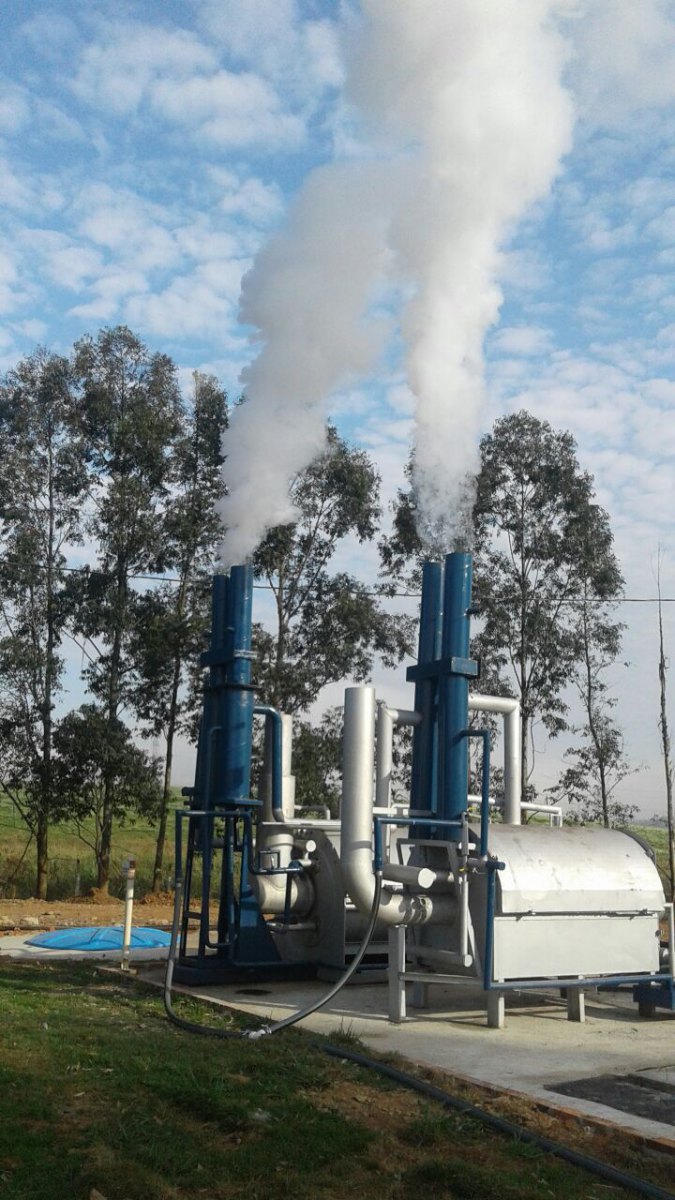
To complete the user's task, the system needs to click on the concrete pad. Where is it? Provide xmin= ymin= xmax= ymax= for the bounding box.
xmin=150 ymin=970 xmax=675 ymax=1148
xmin=0 ymin=934 xmax=169 ymax=962
xmin=638 ymin=1066 xmax=675 ymax=1089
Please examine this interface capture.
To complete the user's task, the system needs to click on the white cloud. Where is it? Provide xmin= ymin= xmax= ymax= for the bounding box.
xmin=150 ymin=70 xmax=304 ymax=148
xmin=0 ymin=249 xmax=20 ymax=315
xmin=124 ymin=260 xmax=247 ymax=341
xmin=72 ymin=184 xmax=181 ymax=272
xmin=68 ymin=268 xmax=150 ymax=322
xmin=26 ymin=230 xmax=103 ymax=292
xmin=0 ymin=82 xmax=31 ymax=134
xmin=198 ymin=0 xmax=343 ymax=98
xmin=644 ymin=205 xmax=675 ymax=244
xmin=567 ymin=0 xmax=675 ymax=125
xmin=71 ymin=22 xmax=216 ymax=115
xmin=207 ymin=169 xmax=283 ymax=226
xmin=10 ymin=318 xmax=48 ymax=342
xmin=0 ymin=155 xmax=34 ymax=211
xmin=69 ymin=16 xmax=306 ymax=150
xmin=18 ymin=10 xmax=80 ymax=61
xmin=491 ymin=325 xmax=553 ymax=356
xmin=33 ymin=98 xmax=85 ymax=144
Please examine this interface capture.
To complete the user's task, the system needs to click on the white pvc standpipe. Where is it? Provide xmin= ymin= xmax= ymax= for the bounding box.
xmin=121 ymin=858 xmax=135 ymax=970
xmin=469 ymin=693 xmax=522 ymax=824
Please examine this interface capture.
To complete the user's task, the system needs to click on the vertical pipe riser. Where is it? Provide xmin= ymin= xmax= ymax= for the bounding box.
xmin=223 ymin=565 xmax=254 ymax=805
xmin=411 ymin=561 xmax=443 ymax=814
xmin=439 ymin=553 xmax=473 ymax=823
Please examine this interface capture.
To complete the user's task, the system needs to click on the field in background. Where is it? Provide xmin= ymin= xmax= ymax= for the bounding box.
xmin=0 ymin=790 xmax=671 ymax=901
xmin=0 ymin=794 xmax=181 ymax=900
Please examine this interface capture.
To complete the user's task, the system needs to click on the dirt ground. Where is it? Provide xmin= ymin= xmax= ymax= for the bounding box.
xmin=0 ymin=890 xmax=177 ymax=934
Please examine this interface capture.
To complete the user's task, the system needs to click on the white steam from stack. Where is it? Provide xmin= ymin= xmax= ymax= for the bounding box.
xmin=220 ymin=0 xmax=574 ymax=566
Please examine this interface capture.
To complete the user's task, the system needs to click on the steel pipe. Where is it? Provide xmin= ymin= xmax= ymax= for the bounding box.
xmin=468 ymin=693 xmax=521 ymax=824
xmin=340 ymin=686 xmax=457 ymax=927
xmin=375 ymin=704 xmax=422 ymax=810
xmin=381 ymin=864 xmax=447 ymax=890
xmin=251 ymin=712 xmax=314 ymax=917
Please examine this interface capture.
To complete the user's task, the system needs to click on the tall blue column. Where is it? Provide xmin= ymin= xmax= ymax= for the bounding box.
xmin=198 ymin=566 xmax=254 ymax=809
xmin=411 ymin=561 xmax=443 ymax=815
xmin=438 ymin=552 xmax=473 ymax=822
xmin=222 ymin=564 xmax=254 ymax=806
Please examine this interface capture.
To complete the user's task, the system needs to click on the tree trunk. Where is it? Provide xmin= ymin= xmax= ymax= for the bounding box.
xmin=520 ymin=711 xmax=528 ymax=803
xmin=657 ymin=578 xmax=675 ymax=901
xmin=40 ymin=450 xmax=55 ymax=897
xmin=35 ymin=812 xmax=48 ymax=900
xmin=98 ymin=800 xmax=113 ymax=890
xmin=152 ymin=667 xmax=180 ymax=891
xmin=98 ymin=564 xmax=127 ymax=891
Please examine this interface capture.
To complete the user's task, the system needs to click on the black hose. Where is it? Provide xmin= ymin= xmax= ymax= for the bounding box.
xmin=163 ymin=879 xmax=675 ymax=1199
xmin=163 ymin=873 xmax=384 ymax=1039
xmin=321 ymin=1044 xmax=675 ymax=1200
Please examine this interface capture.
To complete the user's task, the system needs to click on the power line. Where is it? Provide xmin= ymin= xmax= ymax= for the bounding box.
xmin=36 ymin=565 xmax=675 ymax=604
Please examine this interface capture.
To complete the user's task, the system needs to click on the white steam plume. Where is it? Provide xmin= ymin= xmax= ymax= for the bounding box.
xmin=220 ymin=0 xmax=574 ymax=564
xmin=220 ymin=162 xmax=399 ymax=566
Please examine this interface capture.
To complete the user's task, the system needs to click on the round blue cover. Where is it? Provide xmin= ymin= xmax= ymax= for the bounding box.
xmin=26 ymin=926 xmax=171 ymax=950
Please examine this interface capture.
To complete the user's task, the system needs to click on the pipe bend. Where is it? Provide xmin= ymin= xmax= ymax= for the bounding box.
xmin=250 ymin=870 xmax=315 ymax=918
xmin=340 ymin=686 xmax=456 ymax=928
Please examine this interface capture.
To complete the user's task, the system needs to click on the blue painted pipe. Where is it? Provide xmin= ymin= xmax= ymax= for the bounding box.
xmin=222 ymin=565 xmax=254 ymax=806
xmin=254 ymin=705 xmax=284 ymax=819
xmin=438 ymin=553 xmax=473 ymax=822
xmin=411 ymin=561 xmax=443 ymax=815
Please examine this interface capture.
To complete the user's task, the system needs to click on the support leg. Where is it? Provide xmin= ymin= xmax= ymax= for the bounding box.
xmin=487 ymin=990 xmax=505 ymax=1029
xmin=411 ymin=981 xmax=429 ymax=1009
xmin=567 ymin=988 xmax=585 ymax=1022
xmin=388 ymin=925 xmax=406 ymax=1023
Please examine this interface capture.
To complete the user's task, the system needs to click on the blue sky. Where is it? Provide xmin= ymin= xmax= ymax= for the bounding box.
xmin=2 ymin=1 xmax=675 ymax=813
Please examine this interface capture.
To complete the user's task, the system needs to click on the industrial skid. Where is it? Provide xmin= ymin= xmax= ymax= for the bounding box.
xmin=170 ymin=554 xmax=673 ymax=1027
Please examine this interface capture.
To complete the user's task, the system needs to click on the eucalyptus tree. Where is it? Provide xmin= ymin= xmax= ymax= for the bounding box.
xmin=250 ymin=425 xmax=413 ymax=715
xmin=550 ymin=574 xmax=637 ymax=827
xmin=128 ymin=372 xmax=228 ymax=891
xmin=53 ymin=704 xmax=162 ymax=884
xmin=472 ymin=411 xmax=625 ymax=795
xmin=380 ymin=411 xmax=625 ymax=800
xmin=0 ymin=349 xmax=87 ymax=897
xmin=70 ymin=326 xmax=183 ymax=889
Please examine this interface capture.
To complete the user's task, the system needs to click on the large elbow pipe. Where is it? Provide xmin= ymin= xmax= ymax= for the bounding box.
xmin=468 ymin=693 xmax=522 ymax=825
xmin=340 ymin=687 xmax=456 ymax=927
xmin=251 ymin=710 xmax=314 ymax=916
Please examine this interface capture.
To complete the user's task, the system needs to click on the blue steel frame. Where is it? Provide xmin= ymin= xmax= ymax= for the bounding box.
xmin=175 ymin=566 xmax=313 ymax=980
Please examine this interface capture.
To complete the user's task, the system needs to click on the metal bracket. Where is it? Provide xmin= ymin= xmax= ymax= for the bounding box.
xmin=406 ymin=655 xmax=479 ymax=684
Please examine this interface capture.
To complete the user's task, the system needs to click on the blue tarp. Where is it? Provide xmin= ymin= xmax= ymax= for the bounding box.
xmin=26 ymin=926 xmax=171 ymax=950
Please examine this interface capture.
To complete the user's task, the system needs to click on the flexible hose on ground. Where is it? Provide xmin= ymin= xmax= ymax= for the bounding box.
xmin=321 ymin=1045 xmax=675 ymax=1200
xmin=163 ymin=878 xmax=675 ymax=1200
xmin=162 ymin=872 xmax=384 ymax=1039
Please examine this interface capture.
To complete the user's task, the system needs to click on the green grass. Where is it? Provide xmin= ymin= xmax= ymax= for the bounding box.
xmin=633 ymin=824 xmax=673 ymax=886
xmin=0 ymin=794 xmax=181 ymax=899
xmin=1 ymin=792 xmax=671 ymax=903
xmin=0 ymin=961 xmax=670 ymax=1200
